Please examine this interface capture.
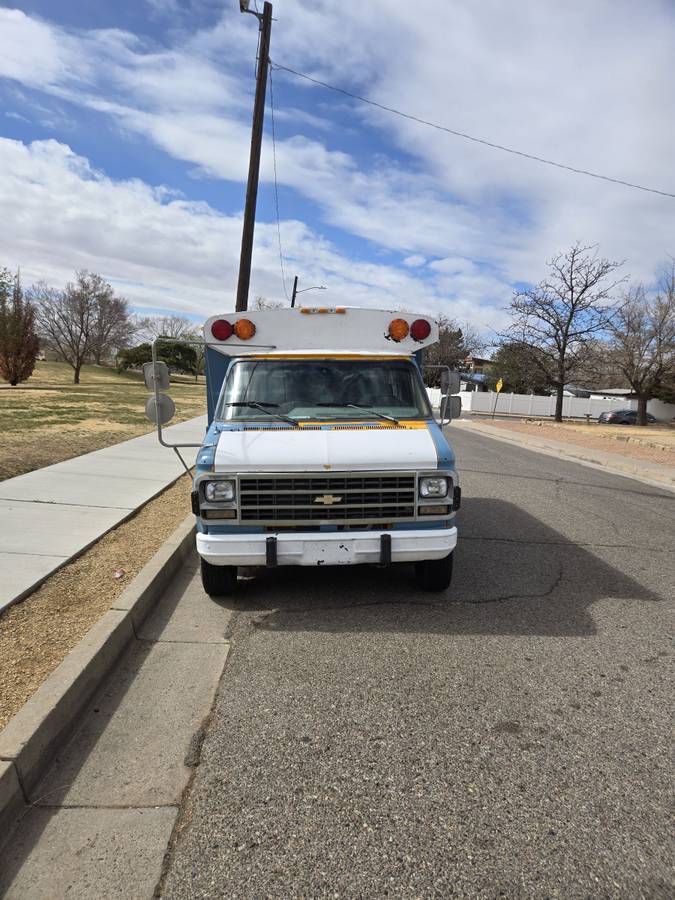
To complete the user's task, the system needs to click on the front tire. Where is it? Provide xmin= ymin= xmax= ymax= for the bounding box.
xmin=415 ymin=551 xmax=454 ymax=592
xmin=200 ymin=558 xmax=237 ymax=597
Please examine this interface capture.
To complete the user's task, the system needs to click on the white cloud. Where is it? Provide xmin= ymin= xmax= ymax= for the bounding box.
xmin=1 ymin=2 xmax=674 ymax=331
xmin=0 ymin=9 xmax=75 ymax=88
xmin=0 ymin=138 xmax=507 ymax=331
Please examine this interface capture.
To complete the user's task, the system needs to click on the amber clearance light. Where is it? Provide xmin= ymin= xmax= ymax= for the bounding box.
xmin=234 ymin=318 xmax=256 ymax=340
xmin=388 ymin=318 xmax=409 ymax=341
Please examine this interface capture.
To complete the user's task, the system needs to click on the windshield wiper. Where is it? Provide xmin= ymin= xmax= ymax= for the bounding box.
xmin=223 ymin=401 xmax=299 ymax=427
xmin=316 ymin=403 xmax=399 ymax=424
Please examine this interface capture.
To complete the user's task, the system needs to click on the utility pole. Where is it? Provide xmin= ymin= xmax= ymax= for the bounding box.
xmin=235 ymin=1 xmax=273 ymax=312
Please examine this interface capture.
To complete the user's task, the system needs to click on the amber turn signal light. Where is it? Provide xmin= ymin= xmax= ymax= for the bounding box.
xmin=388 ymin=318 xmax=409 ymax=341
xmin=234 ymin=318 xmax=256 ymax=340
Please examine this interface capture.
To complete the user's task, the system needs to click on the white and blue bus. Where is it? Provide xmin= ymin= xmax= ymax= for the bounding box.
xmin=151 ymin=306 xmax=460 ymax=596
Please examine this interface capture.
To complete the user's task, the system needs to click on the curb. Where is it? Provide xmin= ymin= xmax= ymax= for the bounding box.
xmin=453 ymin=419 xmax=675 ymax=493
xmin=0 ymin=516 xmax=196 ymax=846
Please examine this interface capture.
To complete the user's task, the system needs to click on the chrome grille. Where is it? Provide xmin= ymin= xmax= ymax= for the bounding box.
xmin=239 ymin=473 xmax=416 ymax=524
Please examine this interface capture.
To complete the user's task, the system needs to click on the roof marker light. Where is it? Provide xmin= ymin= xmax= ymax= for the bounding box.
xmin=410 ymin=319 xmax=431 ymax=341
xmin=388 ymin=318 xmax=409 ymax=341
xmin=299 ymin=307 xmax=346 ymax=315
xmin=234 ymin=318 xmax=256 ymax=340
xmin=211 ymin=319 xmax=233 ymax=340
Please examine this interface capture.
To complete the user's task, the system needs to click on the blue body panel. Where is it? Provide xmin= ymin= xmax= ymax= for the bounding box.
xmin=204 ymin=346 xmax=229 ymax=425
xmin=427 ymin=420 xmax=456 ymax=471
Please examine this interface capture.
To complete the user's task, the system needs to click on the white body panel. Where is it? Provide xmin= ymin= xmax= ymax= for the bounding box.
xmin=213 ymin=428 xmax=438 ymax=473
xmin=203 ymin=307 xmax=438 ymax=356
xmin=197 ymin=527 xmax=457 ymax=567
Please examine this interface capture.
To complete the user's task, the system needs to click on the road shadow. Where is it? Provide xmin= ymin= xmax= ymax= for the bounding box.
xmin=223 ymin=497 xmax=662 ymax=638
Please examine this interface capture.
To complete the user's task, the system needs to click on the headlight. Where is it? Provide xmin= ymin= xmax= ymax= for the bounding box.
xmin=419 ymin=476 xmax=449 ymax=498
xmin=204 ymin=480 xmax=235 ymax=502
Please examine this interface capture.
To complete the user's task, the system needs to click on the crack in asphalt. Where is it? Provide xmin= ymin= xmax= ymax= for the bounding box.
xmin=232 ymin=560 xmax=568 ymax=624
xmin=460 ymin=466 xmax=675 ymax=499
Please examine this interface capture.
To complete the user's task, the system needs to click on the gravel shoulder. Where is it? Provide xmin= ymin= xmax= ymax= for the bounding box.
xmin=0 ymin=476 xmax=193 ymax=730
xmin=489 ymin=418 xmax=675 ymax=467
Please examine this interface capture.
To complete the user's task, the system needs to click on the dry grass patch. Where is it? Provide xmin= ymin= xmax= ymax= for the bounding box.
xmin=0 ymin=361 xmax=206 ymax=479
xmin=0 ymin=476 xmax=194 ymax=731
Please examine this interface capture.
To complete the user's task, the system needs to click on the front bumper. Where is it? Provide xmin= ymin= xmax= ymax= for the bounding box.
xmin=196 ymin=526 xmax=457 ymax=567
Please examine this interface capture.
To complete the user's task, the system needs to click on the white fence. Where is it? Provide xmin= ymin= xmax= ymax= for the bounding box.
xmin=426 ymin=388 xmax=675 ymax=421
xmin=427 ymin=387 xmax=443 ymax=408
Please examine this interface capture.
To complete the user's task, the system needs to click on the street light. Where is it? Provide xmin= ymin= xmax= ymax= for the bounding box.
xmin=240 ymin=1 xmax=264 ymax=18
xmin=291 ymin=277 xmax=327 ymax=307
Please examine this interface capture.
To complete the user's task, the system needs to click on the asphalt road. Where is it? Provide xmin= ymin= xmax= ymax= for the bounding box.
xmin=160 ymin=428 xmax=674 ymax=899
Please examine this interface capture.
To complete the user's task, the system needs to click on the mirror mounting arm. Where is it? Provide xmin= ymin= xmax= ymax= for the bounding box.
xmin=149 ymin=337 xmax=203 ymax=451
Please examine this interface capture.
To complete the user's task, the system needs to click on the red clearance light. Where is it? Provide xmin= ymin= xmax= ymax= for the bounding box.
xmin=234 ymin=318 xmax=256 ymax=340
xmin=211 ymin=319 xmax=233 ymax=340
xmin=410 ymin=319 xmax=431 ymax=341
xmin=388 ymin=318 xmax=409 ymax=341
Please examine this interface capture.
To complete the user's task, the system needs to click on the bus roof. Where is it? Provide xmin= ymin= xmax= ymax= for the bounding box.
xmin=203 ymin=307 xmax=439 ymax=357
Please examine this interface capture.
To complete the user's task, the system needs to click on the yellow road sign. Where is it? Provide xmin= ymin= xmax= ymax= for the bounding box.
xmin=495 ymin=377 xmax=504 ymax=393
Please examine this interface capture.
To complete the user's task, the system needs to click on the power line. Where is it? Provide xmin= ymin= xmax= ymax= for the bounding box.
xmin=270 ymin=61 xmax=675 ymax=200
xmin=268 ymin=64 xmax=290 ymax=301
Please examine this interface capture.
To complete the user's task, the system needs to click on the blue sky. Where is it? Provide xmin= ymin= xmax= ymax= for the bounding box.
xmin=1 ymin=0 xmax=674 ymax=336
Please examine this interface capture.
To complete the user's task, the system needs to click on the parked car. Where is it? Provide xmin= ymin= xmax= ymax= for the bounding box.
xmin=598 ymin=409 xmax=657 ymax=425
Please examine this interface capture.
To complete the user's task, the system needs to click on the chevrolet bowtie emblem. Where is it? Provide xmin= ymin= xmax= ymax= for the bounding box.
xmin=314 ymin=494 xmax=342 ymax=505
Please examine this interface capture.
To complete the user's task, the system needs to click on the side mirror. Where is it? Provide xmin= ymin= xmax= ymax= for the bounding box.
xmin=143 ymin=360 xmax=170 ymax=392
xmin=439 ymin=393 xmax=462 ymax=425
xmin=441 ymin=370 xmax=460 ymax=395
xmin=145 ymin=393 xmax=175 ymax=425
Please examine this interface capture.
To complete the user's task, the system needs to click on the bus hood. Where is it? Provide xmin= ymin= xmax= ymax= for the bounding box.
xmin=213 ymin=425 xmax=437 ymax=472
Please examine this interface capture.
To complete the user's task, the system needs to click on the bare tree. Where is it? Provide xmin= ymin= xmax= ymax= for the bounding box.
xmin=504 ymin=243 xmax=624 ymax=421
xmin=31 ymin=271 xmax=109 ymax=384
xmin=607 ymin=266 xmax=675 ymax=425
xmin=137 ymin=314 xmax=196 ymax=342
xmin=90 ymin=293 xmax=133 ymax=365
xmin=254 ymin=296 xmax=283 ymax=310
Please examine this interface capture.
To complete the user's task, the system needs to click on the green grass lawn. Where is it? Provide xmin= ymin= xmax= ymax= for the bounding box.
xmin=0 ymin=361 xmax=206 ymax=480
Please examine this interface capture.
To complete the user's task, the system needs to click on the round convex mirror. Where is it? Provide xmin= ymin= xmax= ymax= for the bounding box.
xmin=145 ymin=393 xmax=176 ymax=425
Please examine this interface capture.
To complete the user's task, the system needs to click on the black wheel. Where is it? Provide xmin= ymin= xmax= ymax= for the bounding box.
xmin=200 ymin=558 xmax=237 ymax=597
xmin=415 ymin=551 xmax=454 ymax=592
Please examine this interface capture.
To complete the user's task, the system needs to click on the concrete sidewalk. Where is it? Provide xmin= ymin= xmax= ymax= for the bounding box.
xmin=0 ymin=417 xmax=206 ymax=612
xmin=0 ymin=555 xmax=230 ymax=899
xmin=453 ymin=417 xmax=675 ymax=491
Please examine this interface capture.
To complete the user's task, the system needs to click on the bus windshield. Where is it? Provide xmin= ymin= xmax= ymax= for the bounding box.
xmin=216 ymin=358 xmax=432 ymax=422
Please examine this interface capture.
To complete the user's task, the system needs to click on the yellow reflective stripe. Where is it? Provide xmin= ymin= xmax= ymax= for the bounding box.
xmin=247 ymin=353 xmax=412 ymax=360
xmin=296 ymin=419 xmax=428 ymax=429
